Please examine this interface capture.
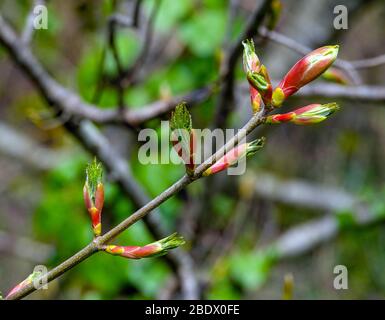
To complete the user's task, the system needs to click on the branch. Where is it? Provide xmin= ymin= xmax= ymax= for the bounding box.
xmin=21 ymin=0 xmax=45 ymax=45
xmin=0 ymin=14 xmax=211 ymax=127
xmin=251 ymin=172 xmax=360 ymax=212
xmin=0 ymin=12 xmax=203 ymax=299
xmin=255 ymin=175 xmax=380 ymax=260
xmin=72 ymin=121 xmax=199 ymax=299
xmin=4 ymin=91 xmax=266 ymax=300
xmin=0 ymin=230 xmax=54 ymax=263
xmin=264 ymin=210 xmax=381 ymax=261
xmin=0 ymin=122 xmax=69 ymax=170
xmin=114 ymin=0 xmax=163 ymax=88
xmin=286 ymin=83 xmax=385 ymax=102
xmin=238 ymin=82 xmax=385 ymax=102
xmin=349 ymin=54 xmax=385 ymax=69
xmin=214 ymin=0 xmax=273 ymax=128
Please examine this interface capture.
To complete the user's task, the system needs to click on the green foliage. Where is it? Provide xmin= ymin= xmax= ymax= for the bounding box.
xmin=336 ymin=210 xmax=357 ymax=230
xmin=228 ymin=250 xmax=274 ymax=291
xmin=154 ymin=0 xmax=194 ymax=31
xmin=179 ymin=9 xmax=226 ymax=56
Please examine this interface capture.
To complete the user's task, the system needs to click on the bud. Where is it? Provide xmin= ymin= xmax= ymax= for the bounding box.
xmin=322 ymin=67 xmax=349 ymax=85
xmin=203 ymin=137 xmax=265 ymax=176
xmin=272 ymin=45 xmax=339 ymax=107
xmin=242 ymin=39 xmax=260 ymax=74
xmin=102 ymin=233 xmax=185 ymax=259
xmin=170 ymin=103 xmax=196 ymax=175
xmin=5 ymin=271 xmax=42 ymax=299
xmin=250 ymin=86 xmax=262 ymax=113
xmin=266 ymin=103 xmax=339 ymax=125
xmin=84 ymin=159 xmax=104 ymax=237
xmin=243 ymin=40 xmax=273 ymax=110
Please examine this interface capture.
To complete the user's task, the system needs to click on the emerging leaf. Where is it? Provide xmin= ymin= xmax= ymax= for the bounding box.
xmin=170 ymin=102 xmax=192 ymax=132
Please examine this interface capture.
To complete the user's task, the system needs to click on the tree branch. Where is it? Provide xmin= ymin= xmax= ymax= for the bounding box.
xmin=0 ymin=14 xmax=211 ymax=127
xmin=238 ymin=82 xmax=385 ymax=102
xmin=214 ymin=0 xmax=273 ymax=128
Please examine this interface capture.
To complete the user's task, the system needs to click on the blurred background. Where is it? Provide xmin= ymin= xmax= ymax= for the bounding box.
xmin=0 ymin=0 xmax=385 ymax=299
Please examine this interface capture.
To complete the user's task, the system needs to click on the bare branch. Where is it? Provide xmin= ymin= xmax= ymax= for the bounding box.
xmin=71 ymin=121 xmax=199 ymax=299
xmin=255 ymin=175 xmax=380 ymax=260
xmin=238 ymin=81 xmax=385 ymax=102
xmin=0 ymin=12 xmax=203 ymax=299
xmin=0 ymin=122 xmax=69 ymax=170
xmin=0 ymin=230 xmax=54 ymax=263
xmin=349 ymin=54 xmax=385 ymax=69
xmin=251 ymin=172 xmax=359 ymax=212
xmin=0 ymin=14 xmax=210 ymax=127
xmin=21 ymin=0 xmax=45 ymax=45
xmin=215 ymin=0 xmax=273 ymax=128
xmin=265 ymin=210 xmax=381 ymax=261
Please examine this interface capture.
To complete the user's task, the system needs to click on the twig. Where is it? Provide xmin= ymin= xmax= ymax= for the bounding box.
xmin=0 ymin=230 xmax=54 ymax=263
xmin=238 ymin=82 xmax=385 ymax=102
xmin=0 ymin=13 xmax=202 ymax=300
xmin=118 ymin=0 xmax=163 ymax=88
xmin=0 ymin=122 xmax=69 ymax=170
xmin=0 ymin=14 xmax=211 ymax=126
xmin=263 ymin=210 xmax=381 ymax=261
xmin=4 ymin=95 xmax=266 ymax=300
xmin=251 ymin=172 xmax=360 ymax=212
xmin=349 ymin=54 xmax=385 ymax=69
xmin=214 ymin=0 xmax=273 ymax=128
xmin=21 ymin=0 xmax=45 ymax=44
xmin=254 ymin=174 xmax=380 ymax=260
xmin=73 ymin=121 xmax=199 ymax=299
xmin=132 ymin=0 xmax=142 ymax=28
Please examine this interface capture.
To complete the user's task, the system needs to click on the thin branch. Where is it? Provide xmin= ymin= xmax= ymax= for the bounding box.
xmin=349 ymin=54 xmax=385 ymax=69
xmin=254 ymin=175 xmax=380 ymax=260
xmin=263 ymin=210 xmax=381 ymax=261
xmin=0 ymin=121 xmax=69 ymax=170
xmin=132 ymin=0 xmax=142 ymax=28
xmin=0 ymin=230 xmax=54 ymax=263
xmin=4 ymin=94 xmax=266 ymax=300
xmin=118 ymin=0 xmax=163 ymax=88
xmin=21 ymin=0 xmax=45 ymax=45
xmin=0 ymin=13 xmax=202 ymax=299
xmin=214 ymin=0 xmax=273 ymax=128
xmin=284 ymin=82 xmax=385 ymax=102
xmin=251 ymin=172 xmax=361 ymax=212
xmin=238 ymin=82 xmax=385 ymax=102
xmin=72 ymin=121 xmax=199 ymax=299
xmin=0 ymin=14 xmax=211 ymax=126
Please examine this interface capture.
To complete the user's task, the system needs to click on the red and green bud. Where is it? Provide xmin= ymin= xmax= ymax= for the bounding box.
xmin=272 ymin=45 xmax=339 ymax=107
xmin=5 ymin=271 xmax=42 ymax=299
xmin=170 ymin=103 xmax=196 ymax=175
xmin=266 ymin=103 xmax=339 ymax=125
xmin=102 ymin=233 xmax=185 ymax=259
xmin=242 ymin=39 xmax=260 ymax=74
xmin=203 ymin=137 xmax=265 ymax=176
xmin=250 ymin=86 xmax=262 ymax=113
xmin=243 ymin=40 xmax=273 ymax=110
xmin=84 ymin=159 xmax=104 ymax=237
xmin=322 ymin=67 xmax=349 ymax=85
